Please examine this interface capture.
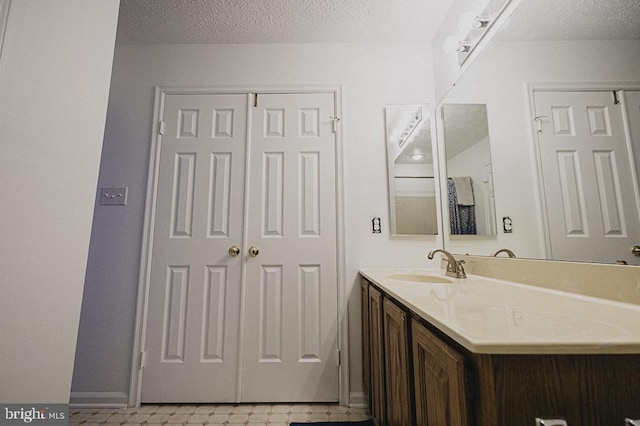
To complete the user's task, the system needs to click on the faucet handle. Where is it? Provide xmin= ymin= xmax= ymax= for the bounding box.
xmin=444 ymin=257 xmax=458 ymax=273
xmin=456 ymin=259 xmax=467 ymax=279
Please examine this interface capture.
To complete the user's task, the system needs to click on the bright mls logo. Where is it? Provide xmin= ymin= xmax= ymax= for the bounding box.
xmin=1 ymin=405 xmax=67 ymax=426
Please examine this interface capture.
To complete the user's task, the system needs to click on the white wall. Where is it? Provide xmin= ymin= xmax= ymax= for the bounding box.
xmin=439 ymin=39 xmax=640 ymax=258
xmin=72 ymin=42 xmax=444 ymax=403
xmin=0 ymin=0 xmax=119 ymax=403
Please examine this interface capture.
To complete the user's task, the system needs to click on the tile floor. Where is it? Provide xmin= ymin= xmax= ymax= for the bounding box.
xmin=69 ymin=404 xmax=371 ymax=426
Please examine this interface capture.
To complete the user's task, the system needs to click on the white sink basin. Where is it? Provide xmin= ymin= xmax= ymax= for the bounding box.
xmin=387 ymin=273 xmax=453 ymax=284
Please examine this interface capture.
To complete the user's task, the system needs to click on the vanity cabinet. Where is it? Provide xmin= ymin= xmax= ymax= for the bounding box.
xmin=362 ymin=277 xmax=467 ymax=426
xmin=360 ymin=280 xmax=371 ymax=412
xmin=361 ymin=276 xmax=640 ymax=426
xmin=367 ymin=284 xmax=386 ymax=425
xmin=412 ymin=320 xmax=470 ymax=426
xmin=383 ymin=298 xmax=414 ymax=426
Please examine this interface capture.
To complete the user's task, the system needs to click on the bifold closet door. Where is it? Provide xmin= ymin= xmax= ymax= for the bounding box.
xmin=141 ymin=94 xmax=248 ymax=402
xmin=240 ymin=92 xmax=339 ymax=402
xmin=141 ymin=92 xmax=340 ymax=403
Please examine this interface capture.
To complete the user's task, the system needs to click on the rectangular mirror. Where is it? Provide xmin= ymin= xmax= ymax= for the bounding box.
xmin=436 ymin=0 xmax=640 ymax=263
xmin=441 ymin=103 xmax=497 ymax=236
xmin=385 ymin=104 xmax=439 ymax=236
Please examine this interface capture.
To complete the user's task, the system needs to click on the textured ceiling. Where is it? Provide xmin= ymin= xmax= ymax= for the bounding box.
xmin=116 ymin=0 xmax=454 ymax=44
xmin=442 ymin=104 xmax=489 ymax=160
xmin=496 ymin=0 xmax=640 ymax=41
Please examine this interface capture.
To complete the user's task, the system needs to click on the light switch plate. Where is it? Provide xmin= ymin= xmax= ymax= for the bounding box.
xmin=99 ymin=186 xmax=128 ymax=206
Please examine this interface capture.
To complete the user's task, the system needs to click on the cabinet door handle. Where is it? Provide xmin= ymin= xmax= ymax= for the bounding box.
xmin=535 ymin=419 xmax=567 ymax=426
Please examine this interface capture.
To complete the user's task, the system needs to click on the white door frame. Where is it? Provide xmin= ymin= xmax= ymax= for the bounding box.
xmin=129 ymin=85 xmax=348 ymax=407
xmin=0 ymin=0 xmax=11 ymax=60
xmin=526 ymin=82 xmax=640 ymax=259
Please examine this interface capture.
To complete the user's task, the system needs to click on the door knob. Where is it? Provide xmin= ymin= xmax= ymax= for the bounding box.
xmin=632 ymin=245 xmax=640 ymax=257
xmin=228 ymin=246 xmax=240 ymax=257
xmin=248 ymin=245 xmax=260 ymax=257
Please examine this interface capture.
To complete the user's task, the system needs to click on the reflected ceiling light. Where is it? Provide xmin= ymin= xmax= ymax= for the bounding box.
xmin=411 ymin=153 xmax=425 ymax=161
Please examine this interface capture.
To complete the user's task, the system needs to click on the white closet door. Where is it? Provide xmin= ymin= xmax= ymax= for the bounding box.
xmin=241 ymin=93 xmax=339 ymax=402
xmin=535 ymin=91 xmax=640 ymax=265
xmin=141 ymin=94 xmax=248 ymax=402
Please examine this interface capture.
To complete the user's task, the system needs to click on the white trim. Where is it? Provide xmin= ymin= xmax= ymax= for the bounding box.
xmin=70 ymin=392 xmax=128 ymax=409
xmin=430 ymin=104 xmax=446 ymax=244
xmin=334 ymin=85 xmax=350 ymax=407
xmin=525 ymin=83 xmax=552 ymax=258
xmin=0 ymin=0 xmax=11 ymax=61
xmin=618 ymin=90 xmax=640 ymax=221
xmin=348 ymin=391 xmax=367 ymax=409
xmin=526 ymin=82 xmax=640 ymax=260
xmin=130 ymin=85 xmax=348 ymax=406
xmin=128 ymin=86 xmax=165 ymax=407
xmin=235 ymin=93 xmax=252 ymax=402
xmin=434 ymin=103 xmax=450 ymax=241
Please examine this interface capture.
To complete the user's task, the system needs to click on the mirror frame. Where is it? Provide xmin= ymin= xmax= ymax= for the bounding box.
xmin=385 ymin=104 xmax=445 ymax=239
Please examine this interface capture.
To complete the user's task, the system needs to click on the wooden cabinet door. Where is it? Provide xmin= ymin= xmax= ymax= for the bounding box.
xmin=412 ymin=320 xmax=470 ymax=426
xmin=383 ymin=298 xmax=414 ymax=426
xmin=361 ymin=279 xmax=371 ymax=412
xmin=368 ymin=285 xmax=386 ymax=425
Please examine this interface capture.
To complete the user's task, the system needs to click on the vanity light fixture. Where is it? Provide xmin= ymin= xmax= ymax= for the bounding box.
xmin=452 ymin=0 xmax=515 ymax=66
xmin=472 ymin=16 xmax=491 ymax=29
xmin=397 ymin=107 xmax=423 ymax=148
xmin=456 ymin=41 xmax=471 ymax=53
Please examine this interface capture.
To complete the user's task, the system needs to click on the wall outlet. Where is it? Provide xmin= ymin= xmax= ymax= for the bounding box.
xmin=99 ymin=186 xmax=128 ymax=206
xmin=502 ymin=216 xmax=513 ymax=233
xmin=371 ymin=217 xmax=382 ymax=234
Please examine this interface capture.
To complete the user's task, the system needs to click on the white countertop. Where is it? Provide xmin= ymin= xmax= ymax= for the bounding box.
xmin=360 ymin=268 xmax=640 ymax=354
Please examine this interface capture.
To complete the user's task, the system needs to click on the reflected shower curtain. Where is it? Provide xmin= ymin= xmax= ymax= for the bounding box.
xmin=448 ymin=178 xmax=477 ymax=235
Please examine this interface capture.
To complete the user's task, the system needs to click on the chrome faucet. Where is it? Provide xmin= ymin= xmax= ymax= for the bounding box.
xmin=491 ymin=248 xmax=516 ymax=258
xmin=428 ymin=249 xmax=467 ymax=279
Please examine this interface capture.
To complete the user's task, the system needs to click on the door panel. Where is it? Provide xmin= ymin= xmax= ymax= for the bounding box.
xmin=412 ymin=321 xmax=469 ymax=426
xmin=241 ymin=93 xmax=339 ymax=402
xmin=142 ymin=94 xmax=247 ymax=402
xmin=535 ymin=91 xmax=640 ymax=264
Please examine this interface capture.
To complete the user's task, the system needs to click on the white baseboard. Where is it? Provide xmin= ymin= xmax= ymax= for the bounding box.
xmin=348 ymin=391 xmax=367 ymax=409
xmin=69 ymin=392 xmax=128 ymax=409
